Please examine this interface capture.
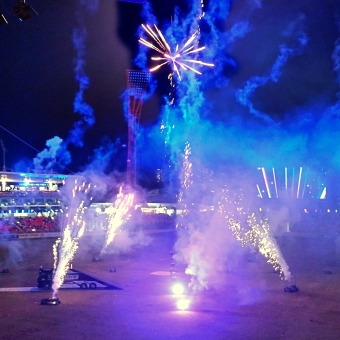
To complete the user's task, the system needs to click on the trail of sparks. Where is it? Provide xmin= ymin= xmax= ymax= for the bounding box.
xmin=100 ymin=187 xmax=134 ymax=256
xmin=218 ymin=187 xmax=291 ymax=281
xmin=139 ymin=24 xmax=214 ymax=80
xmin=52 ymin=180 xmax=92 ymax=298
xmin=176 ymin=142 xmax=193 ymax=226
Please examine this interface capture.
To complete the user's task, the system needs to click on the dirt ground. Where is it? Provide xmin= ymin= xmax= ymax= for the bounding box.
xmin=0 ymin=231 xmax=340 ymax=340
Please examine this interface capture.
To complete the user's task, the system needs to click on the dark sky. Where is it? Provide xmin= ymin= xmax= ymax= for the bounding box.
xmin=0 ymin=0 xmax=339 ymax=174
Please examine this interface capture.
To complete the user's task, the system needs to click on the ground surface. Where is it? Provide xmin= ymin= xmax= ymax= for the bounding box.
xmin=0 ymin=231 xmax=340 ymax=340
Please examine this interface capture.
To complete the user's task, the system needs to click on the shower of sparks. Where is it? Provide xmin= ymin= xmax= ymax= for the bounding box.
xmin=100 ymin=187 xmax=134 ymax=256
xmin=218 ymin=187 xmax=291 ymax=281
xmin=139 ymin=24 xmax=214 ymax=80
xmin=52 ymin=180 xmax=92 ymax=298
xmin=177 ymin=142 xmax=193 ymax=225
xmin=246 ymin=213 xmax=291 ymax=281
xmin=182 ymin=142 xmax=193 ymax=190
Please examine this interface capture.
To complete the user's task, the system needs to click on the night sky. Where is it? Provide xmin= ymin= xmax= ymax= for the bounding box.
xmin=0 ymin=0 xmax=340 ymax=177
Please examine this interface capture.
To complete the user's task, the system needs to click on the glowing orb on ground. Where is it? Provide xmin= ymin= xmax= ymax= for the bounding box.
xmin=177 ymin=298 xmax=190 ymax=311
xmin=172 ymin=283 xmax=185 ymax=295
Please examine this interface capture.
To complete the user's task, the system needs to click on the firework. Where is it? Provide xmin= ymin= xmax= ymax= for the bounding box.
xmin=100 ymin=187 xmax=134 ymax=256
xmin=139 ymin=24 xmax=214 ymax=80
xmin=176 ymin=142 xmax=193 ymax=225
xmin=52 ymin=179 xmax=91 ymax=298
xmin=218 ymin=187 xmax=291 ymax=281
xmin=246 ymin=212 xmax=291 ymax=281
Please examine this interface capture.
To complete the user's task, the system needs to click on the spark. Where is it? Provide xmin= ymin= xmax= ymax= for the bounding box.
xmin=52 ymin=179 xmax=91 ymax=298
xmin=261 ymin=167 xmax=271 ymax=198
xmin=176 ymin=142 xmax=193 ymax=225
xmin=256 ymin=184 xmax=263 ymax=198
xmin=181 ymin=143 xmax=193 ymax=191
xmin=139 ymin=24 xmax=214 ymax=80
xmin=100 ymin=187 xmax=134 ymax=255
xmin=218 ymin=187 xmax=291 ymax=281
xmin=246 ymin=213 xmax=290 ymax=281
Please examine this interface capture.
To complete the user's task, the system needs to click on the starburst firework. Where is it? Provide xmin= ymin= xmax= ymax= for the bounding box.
xmin=139 ymin=24 xmax=214 ymax=80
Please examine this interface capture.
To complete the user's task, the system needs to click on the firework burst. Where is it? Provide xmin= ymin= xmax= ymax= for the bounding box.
xmin=139 ymin=24 xmax=214 ymax=80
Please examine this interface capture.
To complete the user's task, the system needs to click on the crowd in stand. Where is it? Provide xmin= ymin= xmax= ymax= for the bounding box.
xmin=0 ymin=216 xmax=60 ymax=234
xmin=2 ymin=208 xmax=340 ymax=235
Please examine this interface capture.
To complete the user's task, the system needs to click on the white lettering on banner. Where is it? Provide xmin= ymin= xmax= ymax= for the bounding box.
xmin=65 ymin=275 xmax=79 ymax=280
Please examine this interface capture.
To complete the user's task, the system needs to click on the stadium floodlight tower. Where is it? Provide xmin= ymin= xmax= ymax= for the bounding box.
xmin=126 ymin=69 xmax=151 ymax=189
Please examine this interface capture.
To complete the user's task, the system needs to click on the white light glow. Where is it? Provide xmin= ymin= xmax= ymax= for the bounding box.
xmin=177 ymin=298 xmax=190 ymax=311
xmin=172 ymin=283 xmax=185 ymax=296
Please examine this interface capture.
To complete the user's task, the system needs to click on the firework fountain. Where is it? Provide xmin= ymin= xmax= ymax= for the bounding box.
xmin=50 ymin=179 xmax=92 ymax=301
xmin=218 ymin=187 xmax=291 ymax=282
xmin=99 ymin=187 xmax=135 ymax=257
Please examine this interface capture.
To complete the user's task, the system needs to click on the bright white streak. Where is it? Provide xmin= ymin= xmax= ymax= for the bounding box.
xmin=178 ymin=31 xmax=198 ymax=53
xmin=256 ymin=184 xmax=263 ymax=198
xmin=154 ymin=24 xmax=171 ymax=53
xmin=143 ymin=24 xmax=166 ymax=50
xmin=139 ymin=38 xmax=164 ymax=54
xmin=272 ymin=168 xmax=278 ymax=198
xmin=185 ymin=46 xmax=206 ymax=54
xmin=150 ymin=61 xmax=170 ymax=72
xmin=182 ymin=59 xmax=214 ymax=67
xmin=297 ymin=167 xmax=302 ymax=198
xmin=262 ymin=167 xmax=271 ymax=198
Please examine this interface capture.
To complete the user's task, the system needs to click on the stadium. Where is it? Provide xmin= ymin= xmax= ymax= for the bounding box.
xmin=1 ymin=0 xmax=340 ymax=339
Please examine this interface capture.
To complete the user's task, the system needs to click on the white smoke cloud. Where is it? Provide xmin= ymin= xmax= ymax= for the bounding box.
xmin=103 ymin=229 xmax=153 ymax=255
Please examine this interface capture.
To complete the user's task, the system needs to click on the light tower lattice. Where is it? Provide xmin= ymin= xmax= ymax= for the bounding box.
xmin=126 ymin=70 xmax=151 ymax=188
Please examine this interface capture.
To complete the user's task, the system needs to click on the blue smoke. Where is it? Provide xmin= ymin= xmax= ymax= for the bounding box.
xmin=68 ymin=4 xmax=96 ymax=147
xmin=333 ymin=38 xmax=340 ymax=87
xmin=134 ymin=1 xmax=158 ymax=70
xmin=33 ymin=136 xmax=71 ymax=171
xmin=330 ymin=26 xmax=340 ymax=118
xmin=236 ymin=21 xmax=307 ymax=123
xmin=33 ymin=1 xmax=97 ymax=171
